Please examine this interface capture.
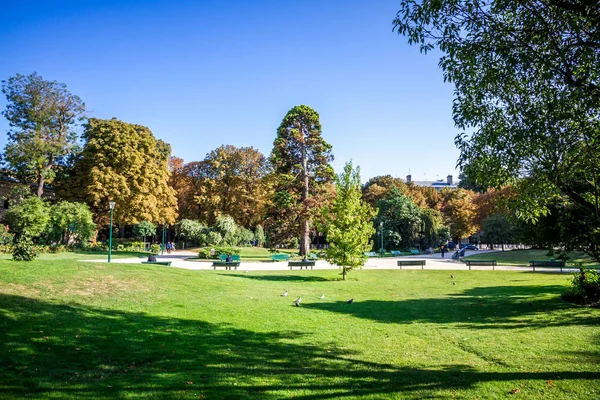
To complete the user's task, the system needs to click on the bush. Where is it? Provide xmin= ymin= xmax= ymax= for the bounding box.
xmin=12 ymin=236 xmax=37 ymax=261
xmin=198 ymin=247 xmax=240 ymax=259
xmin=150 ymin=244 xmax=161 ymax=254
xmin=562 ymin=268 xmax=600 ymax=305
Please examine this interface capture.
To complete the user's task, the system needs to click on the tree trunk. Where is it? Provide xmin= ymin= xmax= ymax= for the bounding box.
xmin=300 ymin=138 xmax=310 ymax=256
xmin=120 ymin=225 xmax=125 ymax=238
xmin=36 ymin=174 xmax=45 ymax=198
xmin=342 ymin=267 xmax=347 ymax=281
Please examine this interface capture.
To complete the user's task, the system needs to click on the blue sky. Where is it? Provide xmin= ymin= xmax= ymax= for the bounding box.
xmin=0 ymin=0 xmax=461 ymax=183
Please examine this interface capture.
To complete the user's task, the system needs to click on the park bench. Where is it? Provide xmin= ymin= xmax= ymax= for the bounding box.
xmin=212 ymin=261 xmax=241 ymax=270
xmin=390 ymin=250 xmax=402 ymax=256
xmin=410 ymin=249 xmax=420 ymax=255
xmin=271 ymin=254 xmax=290 ymax=262
xmin=397 ymin=260 xmax=426 ymax=269
xmin=364 ymin=252 xmax=378 ymax=257
xmin=464 ymin=259 xmax=497 ymax=270
xmin=142 ymin=261 xmax=172 ymax=266
xmin=219 ymin=254 xmax=241 ymax=262
xmin=529 ymin=260 xmax=566 ymax=272
xmin=288 ymin=261 xmax=316 ymax=270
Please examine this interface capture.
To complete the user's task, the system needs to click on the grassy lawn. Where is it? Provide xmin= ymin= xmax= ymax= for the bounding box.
xmin=188 ymin=247 xmax=299 ymax=262
xmin=1 ymin=256 xmax=599 ymax=399
xmin=464 ymin=249 xmax=600 ymax=268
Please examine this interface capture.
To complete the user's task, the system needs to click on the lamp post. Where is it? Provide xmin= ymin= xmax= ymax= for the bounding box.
xmin=108 ymin=201 xmax=116 ymax=263
xmin=379 ymin=221 xmax=384 ymax=255
xmin=161 ymin=222 xmax=166 ymax=255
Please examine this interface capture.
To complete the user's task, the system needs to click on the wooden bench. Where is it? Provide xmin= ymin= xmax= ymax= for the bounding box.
xmin=288 ymin=261 xmax=316 ymax=270
xmin=464 ymin=259 xmax=497 ymax=270
xmin=529 ymin=260 xmax=566 ymax=272
xmin=219 ymin=254 xmax=241 ymax=262
xmin=364 ymin=252 xmax=378 ymax=257
xmin=390 ymin=250 xmax=402 ymax=256
xmin=142 ymin=261 xmax=172 ymax=266
xmin=212 ymin=261 xmax=241 ymax=270
xmin=271 ymin=254 xmax=290 ymax=262
xmin=397 ymin=260 xmax=426 ymax=269
xmin=410 ymin=249 xmax=420 ymax=255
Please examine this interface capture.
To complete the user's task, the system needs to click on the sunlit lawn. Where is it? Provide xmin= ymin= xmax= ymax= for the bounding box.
xmin=464 ymin=249 xmax=600 ymax=268
xmin=0 ymin=255 xmax=599 ymax=399
xmin=188 ymin=246 xmax=299 ymax=262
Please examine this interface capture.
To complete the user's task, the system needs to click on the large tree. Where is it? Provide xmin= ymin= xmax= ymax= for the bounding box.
xmin=394 ymin=0 xmax=600 ymax=259
xmin=321 ymin=162 xmax=376 ymax=280
xmin=1 ymin=72 xmax=86 ymax=197
xmin=375 ymin=188 xmax=424 ymax=249
xmin=63 ymin=118 xmax=178 ymax=228
xmin=268 ymin=105 xmax=334 ymax=255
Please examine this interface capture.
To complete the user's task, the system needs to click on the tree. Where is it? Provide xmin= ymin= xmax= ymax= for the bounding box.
xmin=321 ymin=162 xmax=376 ymax=280
xmin=175 ymin=219 xmax=205 ymax=247
xmin=481 ymin=214 xmax=516 ymax=251
xmin=269 ymin=105 xmax=334 ymax=255
xmin=63 ymin=118 xmax=178 ymax=228
xmin=47 ymin=201 xmax=96 ymax=246
xmin=254 ymin=224 xmax=265 ymax=247
xmin=1 ymin=72 xmax=85 ymax=197
xmin=134 ymin=221 xmax=156 ymax=246
xmin=375 ymin=188 xmax=424 ymax=249
xmin=394 ymin=0 xmax=600 ymax=260
xmin=5 ymin=196 xmax=49 ymax=239
xmin=441 ymin=188 xmax=479 ymax=242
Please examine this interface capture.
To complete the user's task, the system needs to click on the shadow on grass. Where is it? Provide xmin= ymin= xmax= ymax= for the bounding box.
xmin=223 ymin=273 xmax=333 ymax=282
xmin=305 ymin=285 xmax=598 ymax=329
xmin=1 ymin=293 xmax=599 ymax=399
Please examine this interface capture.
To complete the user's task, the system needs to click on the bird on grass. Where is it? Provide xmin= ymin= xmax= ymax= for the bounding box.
xmin=281 ymin=290 xmax=288 ymax=297
xmin=320 ymin=294 xmax=325 ymax=299
xmin=346 ymin=298 xmax=354 ymax=304
xmin=453 ymin=282 xmax=456 ymax=285
xmin=295 ymin=297 xmax=302 ymax=307
xmin=450 ymin=275 xmax=455 ymax=279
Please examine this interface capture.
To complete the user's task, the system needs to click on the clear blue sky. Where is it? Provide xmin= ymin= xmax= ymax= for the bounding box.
xmin=0 ymin=0 xmax=461 ymax=183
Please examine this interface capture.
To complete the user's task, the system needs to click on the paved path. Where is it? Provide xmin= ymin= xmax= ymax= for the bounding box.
xmin=82 ymin=250 xmax=578 ymax=273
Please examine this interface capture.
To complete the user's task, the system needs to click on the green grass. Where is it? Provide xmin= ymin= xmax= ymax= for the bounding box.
xmin=464 ymin=249 xmax=600 ymax=267
xmin=1 ymin=255 xmax=599 ymax=399
xmin=189 ymin=246 xmax=299 ymax=262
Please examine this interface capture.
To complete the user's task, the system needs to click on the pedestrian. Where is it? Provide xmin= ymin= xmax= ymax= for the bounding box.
xmin=441 ymin=244 xmax=445 ymax=258
xmin=166 ymin=242 xmax=172 ymax=254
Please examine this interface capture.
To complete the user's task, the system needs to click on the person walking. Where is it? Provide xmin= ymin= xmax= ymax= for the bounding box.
xmin=441 ymin=244 xmax=445 ymax=258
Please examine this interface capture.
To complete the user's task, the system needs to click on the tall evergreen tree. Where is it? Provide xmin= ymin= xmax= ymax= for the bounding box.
xmin=268 ymin=105 xmax=334 ymax=255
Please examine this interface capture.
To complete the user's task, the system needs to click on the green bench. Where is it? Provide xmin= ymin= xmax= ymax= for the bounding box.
xmin=465 ymin=260 xmax=497 ymax=270
xmin=390 ymin=250 xmax=402 ymax=256
xmin=529 ymin=260 xmax=566 ymax=272
xmin=212 ymin=261 xmax=241 ymax=270
xmin=142 ymin=261 xmax=172 ymax=266
xmin=219 ymin=254 xmax=241 ymax=262
xmin=410 ymin=249 xmax=420 ymax=255
xmin=364 ymin=252 xmax=378 ymax=257
xmin=271 ymin=254 xmax=290 ymax=262
xmin=397 ymin=260 xmax=426 ymax=269
xmin=288 ymin=261 xmax=316 ymax=270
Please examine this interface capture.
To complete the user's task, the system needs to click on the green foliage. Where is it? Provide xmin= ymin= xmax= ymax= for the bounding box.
xmin=175 ymin=219 xmax=205 ymax=245
xmin=133 ymin=221 xmax=156 ymax=241
xmin=481 ymin=214 xmax=516 ymax=246
xmin=63 ymin=118 xmax=178 ymax=227
xmin=150 ymin=244 xmax=161 ymax=254
xmin=5 ymin=196 xmax=49 ymax=238
xmin=375 ymin=188 xmax=423 ymax=249
xmin=562 ymin=268 xmax=600 ymax=305
xmin=47 ymin=201 xmax=96 ymax=245
xmin=198 ymin=246 xmax=240 ymax=259
xmin=321 ymin=162 xmax=376 ymax=280
xmin=12 ymin=235 xmax=37 ymax=261
xmin=205 ymin=231 xmax=222 ymax=246
xmin=214 ymin=215 xmax=238 ymax=246
xmin=234 ymin=227 xmax=254 ymax=247
xmin=254 ymin=224 xmax=265 ymax=247
xmin=1 ymin=72 xmax=85 ymax=197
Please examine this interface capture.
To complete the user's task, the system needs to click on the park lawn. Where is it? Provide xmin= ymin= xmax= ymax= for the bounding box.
xmin=188 ymin=246 xmax=299 ymax=262
xmin=464 ymin=249 xmax=600 ymax=268
xmin=0 ymin=256 xmax=599 ymax=399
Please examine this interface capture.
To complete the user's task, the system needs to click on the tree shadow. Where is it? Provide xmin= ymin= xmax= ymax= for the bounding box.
xmin=222 ymin=274 xmax=333 ymax=282
xmin=1 ymin=293 xmax=598 ymax=399
xmin=305 ymin=285 xmax=597 ymax=329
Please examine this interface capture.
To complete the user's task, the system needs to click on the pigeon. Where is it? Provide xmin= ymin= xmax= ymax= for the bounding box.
xmin=346 ymin=298 xmax=354 ymax=304
xmin=453 ymin=282 xmax=456 ymax=285
xmin=295 ymin=297 xmax=301 ymax=307
xmin=320 ymin=294 xmax=325 ymax=299
xmin=450 ymin=275 xmax=455 ymax=279
xmin=282 ymin=290 xmax=288 ymax=297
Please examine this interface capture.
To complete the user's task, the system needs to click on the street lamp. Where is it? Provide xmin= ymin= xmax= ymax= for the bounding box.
xmin=108 ymin=201 xmax=116 ymax=263
xmin=161 ymin=222 xmax=166 ymax=255
xmin=379 ymin=221 xmax=384 ymax=255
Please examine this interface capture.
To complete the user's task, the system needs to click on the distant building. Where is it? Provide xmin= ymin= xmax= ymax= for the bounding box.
xmin=0 ymin=178 xmax=56 ymax=218
xmin=405 ymin=174 xmax=458 ymax=191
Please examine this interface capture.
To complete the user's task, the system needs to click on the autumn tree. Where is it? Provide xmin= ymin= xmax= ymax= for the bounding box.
xmin=268 ymin=105 xmax=334 ymax=255
xmin=63 ymin=118 xmax=178 ymax=229
xmin=1 ymin=72 xmax=86 ymax=197
xmin=440 ymin=188 xmax=478 ymax=242
xmin=362 ymin=175 xmax=407 ymax=207
xmin=321 ymin=162 xmax=376 ymax=280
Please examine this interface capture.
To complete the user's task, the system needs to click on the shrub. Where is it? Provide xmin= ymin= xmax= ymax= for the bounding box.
xmin=198 ymin=247 xmax=240 ymax=259
xmin=12 ymin=236 xmax=37 ymax=261
xmin=150 ymin=244 xmax=161 ymax=254
xmin=562 ymin=268 xmax=600 ymax=305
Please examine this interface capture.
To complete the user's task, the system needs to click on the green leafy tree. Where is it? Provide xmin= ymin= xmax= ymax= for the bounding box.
xmin=214 ymin=215 xmax=238 ymax=246
xmin=321 ymin=162 xmax=376 ymax=280
xmin=47 ymin=201 xmax=96 ymax=246
xmin=394 ymin=0 xmax=600 ymax=260
xmin=175 ymin=219 xmax=205 ymax=247
xmin=481 ymin=213 xmax=516 ymax=251
xmin=5 ymin=196 xmax=49 ymax=239
xmin=63 ymin=118 xmax=178 ymax=228
xmin=1 ymin=72 xmax=85 ymax=197
xmin=375 ymin=188 xmax=424 ymax=249
xmin=133 ymin=221 xmax=157 ymax=246
xmin=268 ymin=105 xmax=334 ymax=255
xmin=254 ymin=224 xmax=265 ymax=247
